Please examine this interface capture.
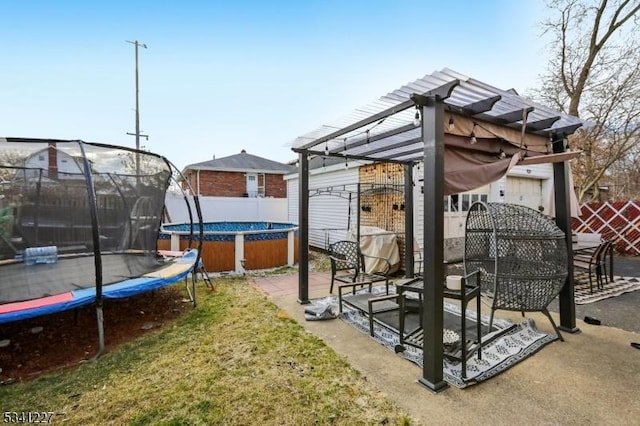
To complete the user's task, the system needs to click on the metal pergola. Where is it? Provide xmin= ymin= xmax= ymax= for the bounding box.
xmin=291 ymin=68 xmax=586 ymax=392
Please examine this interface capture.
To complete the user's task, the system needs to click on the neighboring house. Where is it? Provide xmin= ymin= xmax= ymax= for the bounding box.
xmin=20 ymin=145 xmax=86 ymax=181
xmin=12 ymin=143 xmax=127 ymax=250
xmin=181 ymin=149 xmax=296 ymax=198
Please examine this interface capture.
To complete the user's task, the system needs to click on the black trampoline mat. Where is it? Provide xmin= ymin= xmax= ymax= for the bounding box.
xmin=0 ymin=253 xmax=165 ymax=304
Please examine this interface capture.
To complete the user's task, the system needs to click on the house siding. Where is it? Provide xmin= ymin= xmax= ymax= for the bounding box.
xmin=286 ymin=166 xmax=359 ymax=250
xmin=286 ymin=178 xmax=298 ymax=225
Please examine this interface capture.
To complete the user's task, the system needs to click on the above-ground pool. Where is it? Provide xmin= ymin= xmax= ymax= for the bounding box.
xmin=159 ymin=221 xmax=299 ymax=273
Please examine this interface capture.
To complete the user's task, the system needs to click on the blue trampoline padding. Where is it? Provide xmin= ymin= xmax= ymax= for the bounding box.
xmin=0 ymin=249 xmax=198 ymax=324
xmin=0 ymin=293 xmax=88 ymax=324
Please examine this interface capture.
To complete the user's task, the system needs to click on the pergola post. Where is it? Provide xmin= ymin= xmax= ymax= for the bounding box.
xmin=356 ymin=183 xmax=361 ymax=244
xmin=298 ymin=153 xmax=310 ymax=304
xmin=404 ymin=163 xmax=415 ymax=278
xmin=416 ymin=95 xmax=448 ymax=392
xmin=553 ymin=138 xmax=579 ymax=332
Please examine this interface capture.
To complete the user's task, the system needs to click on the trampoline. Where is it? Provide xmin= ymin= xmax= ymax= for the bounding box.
xmin=0 ymin=137 xmax=203 ymax=355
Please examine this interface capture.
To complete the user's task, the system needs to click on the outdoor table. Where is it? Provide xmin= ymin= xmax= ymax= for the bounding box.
xmin=347 ymin=226 xmax=401 ymax=274
xmin=395 ymin=276 xmax=482 ymax=380
xmin=572 ymin=241 xmax=600 ymax=255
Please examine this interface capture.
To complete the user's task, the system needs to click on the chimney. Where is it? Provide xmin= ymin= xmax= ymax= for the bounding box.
xmin=48 ymin=142 xmax=58 ymax=179
xmin=241 ymin=149 xmax=246 ymax=153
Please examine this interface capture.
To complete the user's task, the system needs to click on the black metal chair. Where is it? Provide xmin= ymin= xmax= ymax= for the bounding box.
xmin=574 ymin=241 xmax=610 ymax=292
xmin=328 ymin=240 xmax=390 ymax=294
xmin=603 ymin=241 xmax=614 ymax=282
xmin=464 ymin=202 xmax=567 ymax=341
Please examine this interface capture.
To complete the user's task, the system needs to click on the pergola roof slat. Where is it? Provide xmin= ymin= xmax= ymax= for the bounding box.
xmin=459 ymin=95 xmax=502 ymax=115
xmin=492 ymin=107 xmax=534 ymax=124
xmin=526 ymin=116 xmax=562 ymax=132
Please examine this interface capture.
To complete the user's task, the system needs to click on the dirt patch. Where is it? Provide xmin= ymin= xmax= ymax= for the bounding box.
xmin=0 ymin=286 xmax=194 ymax=384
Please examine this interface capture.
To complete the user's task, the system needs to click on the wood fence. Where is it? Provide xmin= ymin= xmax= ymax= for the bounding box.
xmin=572 ymin=200 xmax=640 ymax=255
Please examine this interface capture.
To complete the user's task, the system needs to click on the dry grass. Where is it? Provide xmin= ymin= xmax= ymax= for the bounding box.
xmin=0 ymin=277 xmax=415 ymax=425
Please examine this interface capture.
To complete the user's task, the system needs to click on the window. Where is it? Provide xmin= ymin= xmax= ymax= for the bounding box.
xmin=450 ymin=194 xmax=459 ymax=212
xmin=461 ymin=194 xmax=470 ymax=211
xmin=445 ymin=190 xmax=489 ymax=213
xmin=257 ymin=173 xmax=265 ymax=197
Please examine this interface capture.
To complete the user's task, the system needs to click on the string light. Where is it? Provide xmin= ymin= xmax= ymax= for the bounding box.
xmin=413 ymin=107 xmax=421 ymax=127
xmin=448 ymin=117 xmax=455 ymax=131
xmin=546 ymin=132 xmax=554 ymax=154
xmin=499 ymin=148 xmax=506 ymax=159
xmin=324 ymin=141 xmax=329 ymax=156
xmin=470 ymin=122 xmax=478 ymax=144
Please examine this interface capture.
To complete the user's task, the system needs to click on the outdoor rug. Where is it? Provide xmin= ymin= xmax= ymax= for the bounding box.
xmin=310 ymin=289 xmax=557 ymax=389
xmin=574 ymin=272 xmax=640 ymax=304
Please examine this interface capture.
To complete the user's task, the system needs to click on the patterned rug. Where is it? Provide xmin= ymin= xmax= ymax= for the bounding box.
xmin=574 ymin=272 xmax=640 ymax=304
xmin=310 ymin=289 xmax=557 ymax=388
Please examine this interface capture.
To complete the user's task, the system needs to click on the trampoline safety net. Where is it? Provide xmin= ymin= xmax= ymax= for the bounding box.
xmin=0 ymin=138 xmax=175 ymax=306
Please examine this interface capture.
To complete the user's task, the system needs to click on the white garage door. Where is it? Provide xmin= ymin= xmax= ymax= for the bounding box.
xmin=506 ymin=177 xmax=543 ymax=211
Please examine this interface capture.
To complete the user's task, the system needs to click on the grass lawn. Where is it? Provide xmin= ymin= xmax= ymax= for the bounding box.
xmin=0 ymin=276 xmax=414 ymax=425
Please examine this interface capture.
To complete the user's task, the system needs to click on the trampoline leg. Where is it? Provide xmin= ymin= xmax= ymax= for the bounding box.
xmin=191 ymin=274 xmax=197 ymax=307
xmin=94 ymin=306 xmax=105 ymax=358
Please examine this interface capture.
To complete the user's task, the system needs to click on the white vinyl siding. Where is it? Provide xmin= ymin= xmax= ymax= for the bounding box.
xmin=286 ymin=167 xmax=359 ymax=249
xmin=287 ymin=178 xmax=299 ymax=226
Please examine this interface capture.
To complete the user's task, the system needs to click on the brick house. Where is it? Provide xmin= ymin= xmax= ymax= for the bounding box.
xmin=181 ymin=150 xmax=296 ymax=198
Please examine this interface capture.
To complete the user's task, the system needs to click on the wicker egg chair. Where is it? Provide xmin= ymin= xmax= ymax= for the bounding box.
xmin=463 ymin=202 xmax=568 ymax=341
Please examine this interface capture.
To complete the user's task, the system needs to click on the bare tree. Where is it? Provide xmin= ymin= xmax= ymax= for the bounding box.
xmin=537 ymin=0 xmax=640 ymax=202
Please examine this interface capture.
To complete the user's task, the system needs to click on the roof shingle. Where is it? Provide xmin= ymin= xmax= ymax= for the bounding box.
xmin=183 ymin=150 xmax=296 ymax=174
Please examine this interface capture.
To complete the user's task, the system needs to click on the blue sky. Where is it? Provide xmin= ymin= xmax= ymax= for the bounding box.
xmin=1 ymin=1 xmax=550 ymax=171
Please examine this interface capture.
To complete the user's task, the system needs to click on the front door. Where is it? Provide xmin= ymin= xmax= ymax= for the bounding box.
xmin=246 ymin=173 xmax=258 ymax=197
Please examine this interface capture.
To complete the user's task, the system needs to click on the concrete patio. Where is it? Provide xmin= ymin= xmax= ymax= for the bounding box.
xmin=251 ymin=266 xmax=640 ymax=425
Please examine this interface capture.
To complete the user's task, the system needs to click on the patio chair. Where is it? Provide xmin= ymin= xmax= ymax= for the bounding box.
xmin=573 ymin=241 xmax=610 ymax=292
xmin=602 ymin=240 xmax=614 ymax=282
xmin=328 ymin=240 xmax=391 ymax=294
xmin=464 ymin=202 xmax=567 ymax=341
